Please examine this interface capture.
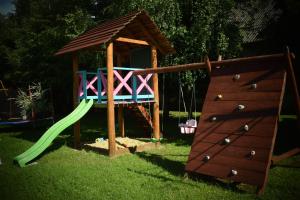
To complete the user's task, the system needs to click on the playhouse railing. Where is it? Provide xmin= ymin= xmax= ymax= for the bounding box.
xmin=78 ymin=67 xmax=154 ymax=103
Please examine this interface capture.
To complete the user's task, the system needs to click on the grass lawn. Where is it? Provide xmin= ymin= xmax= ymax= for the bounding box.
xmin=0 ymin=109 xmax=300 ymax=200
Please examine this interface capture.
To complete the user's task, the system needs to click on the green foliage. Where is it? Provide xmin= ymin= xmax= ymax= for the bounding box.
xmin=15 ymin=82 xmax=49 ymax=118
xmin=0 ymin=0 xmax=246 ymax=115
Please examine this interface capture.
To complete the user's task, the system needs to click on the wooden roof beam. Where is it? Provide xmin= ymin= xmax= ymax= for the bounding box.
xmin=136 ymin=19 xmax=167 ymax=54
xmin=115 ymin=37 xmax=149 ymax=46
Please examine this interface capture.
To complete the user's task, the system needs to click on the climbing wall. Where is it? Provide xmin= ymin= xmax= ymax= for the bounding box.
xmin=185 ymin=57 xmax=287 ymax=193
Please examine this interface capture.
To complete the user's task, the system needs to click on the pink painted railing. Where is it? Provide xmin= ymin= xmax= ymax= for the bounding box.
xmin=77 ymin=67 xmax=154 ymax=103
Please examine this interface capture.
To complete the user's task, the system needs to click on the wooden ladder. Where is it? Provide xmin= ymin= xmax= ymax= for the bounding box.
xmin=129 ymin=104 xmax=153 ymax=130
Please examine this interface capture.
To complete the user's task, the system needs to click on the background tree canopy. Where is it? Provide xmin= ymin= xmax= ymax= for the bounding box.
xmin=0 ymin=0 xmax=299 ymax=117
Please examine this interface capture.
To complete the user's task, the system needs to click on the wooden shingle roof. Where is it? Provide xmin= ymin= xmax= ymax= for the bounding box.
xmin=55 ymin=10 xmax=175 ymax=55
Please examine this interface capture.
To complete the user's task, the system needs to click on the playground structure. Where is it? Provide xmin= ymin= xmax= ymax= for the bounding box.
xmin=14 ymin=10 xmax=300 ymax=195
xmin=133 ymin=51 xmax=300 ymax=195
xmin=14 ymin=10 xmax=174 ymax=166
xmin=55 ymin=10 xmax=175 ymax=156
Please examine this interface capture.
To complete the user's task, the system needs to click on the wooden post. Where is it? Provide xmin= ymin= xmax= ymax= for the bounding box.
xmin=286 ymin=48 xmax=300 ymax=128
xmin=204 ymin=56 xmax=211 ymax=74
xmin=72 ymin=52 xmax=80 ymax=149
xmin=117 ymin=54 xmax=125 ymax=137
xmin=107 ymin=42 xmax=116 ymax=156
xmin=151 ymin=46 xmax=160 ymax=139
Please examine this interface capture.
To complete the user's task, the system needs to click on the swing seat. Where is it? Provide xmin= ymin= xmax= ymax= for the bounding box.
xmin=178 ymin=119 xmax=197 ymax=134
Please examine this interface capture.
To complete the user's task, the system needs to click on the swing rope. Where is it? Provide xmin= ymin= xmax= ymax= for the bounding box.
xmin=178 ymin=73 xmax=197 ymax=125
xmin=189 ymin=78 xmax=197 ymax=121
xmin=178 ymin=73 xmax=187 ymax=125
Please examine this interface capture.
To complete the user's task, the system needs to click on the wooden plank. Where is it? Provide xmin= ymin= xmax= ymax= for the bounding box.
xmin=201 ymin=100 xmax=281 ymax=114
xmin=152 ymin=46 xmax=160 ymax=139
xmin=185 ymin=161 xmax=265 ymax=186
xmin=208 ymin=78 xmax=284 ymax=92
xmin=133 ymin=53 xmax=285 ymax=75
xmin=286 ymin=50 xmax=300 ymax=127
xmin=118 ymin=105 xmax=125 ymax=137
xmin=115 ymin=37 xmax=149 ymax=45
xmin=211 ymin=68 xmax=285 ymax=82
xmin=188 ymin=145 xmax=270 ymax=162
xmin=205 ymin=91 xmax=281 ymax=101
xmin=107 ymin=42 xmax=116 ymax=156
xmin=117 ymin=55 xmax=125 ymax=138
xmin=72 ymin=53 xmax=81 ymax=149
xmin=195 ymin=114 xmax=277 ymax=137
xmin=205 ymin=56 xmax=211 ymax=74
xmin=211 ymin=60 xmax=285 ymax=76
xmin=272 ymin=148 xmax=300 ymax=164
xmin=188 ymin=151 xmax=268 ymax=172
xmin=258 ymin=70 xmax=286 ymax=195
xmin=192 ymin=133 xmax=273 ymax=149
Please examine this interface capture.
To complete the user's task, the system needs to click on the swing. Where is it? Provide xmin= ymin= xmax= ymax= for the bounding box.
xmin=178 ymin=74 xmax=197 ymax=134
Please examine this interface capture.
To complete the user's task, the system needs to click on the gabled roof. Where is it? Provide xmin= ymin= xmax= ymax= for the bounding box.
xmin=55 ymin=10 xmax=175 ymax=56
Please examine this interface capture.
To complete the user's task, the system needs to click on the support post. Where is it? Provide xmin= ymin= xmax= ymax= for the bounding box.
xmin=286 ymin=48 xmax=300 ymax=128
xmin=72 ymin=52 xmax=80 ymax=149
xmin=205 ymin=56 xmax=211 ymax=74
xmin=117 ymin=54 xmax=125 ymax=137
xmin=107 ymin=42 xmax=116 ymax=156
xmin=151 ymin=46 xmax=160 ymax=139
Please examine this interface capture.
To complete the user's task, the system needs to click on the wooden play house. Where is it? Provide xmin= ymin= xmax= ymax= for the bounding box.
xmin=55 ymin=10 xmax=175 ymax=156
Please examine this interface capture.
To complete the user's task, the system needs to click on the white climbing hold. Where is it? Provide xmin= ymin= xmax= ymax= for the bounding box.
xmin=204 ymin=155 xmax=210 ymax=161
xmin=224 ymin=138 xmax=230 ymax=144
xmin=211 ymin=116 xmax=217 ymax=122
xmin=233 ymin=74 xmax=240 ymax=80
xmin=250 ymin=150 xmax=256 ymax=156
xmin=238 ymin=104 xmax=245 ymax=110
xmin=231 ymin=169 xmax=238 ymax=176
xmin=217 ymin=94 xmax=223 ymax=99
xmin=244 ymin=124 xmax=249 ymax=131
xmin=251 ymin=83 xmax=257 ymax=89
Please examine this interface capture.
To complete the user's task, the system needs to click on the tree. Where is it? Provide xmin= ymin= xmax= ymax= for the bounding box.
xmin=0 ymin=0 xmax=96 ymax=116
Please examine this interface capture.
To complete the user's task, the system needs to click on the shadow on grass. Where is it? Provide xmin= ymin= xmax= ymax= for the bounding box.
xmin=134 ymin=151 xmax=247 ymax=193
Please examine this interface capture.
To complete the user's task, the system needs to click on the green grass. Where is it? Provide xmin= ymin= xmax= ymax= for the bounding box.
xmin=0 ymin=111 xmax=300 ymax=200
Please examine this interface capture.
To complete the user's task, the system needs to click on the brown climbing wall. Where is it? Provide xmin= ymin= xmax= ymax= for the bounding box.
xmin=185 ymin=57 xmax=287 ymax=193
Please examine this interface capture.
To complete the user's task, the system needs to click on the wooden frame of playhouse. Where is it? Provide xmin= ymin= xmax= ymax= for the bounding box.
xmin=56 ymin=10 xmax=300 ymax=194
xmin=55 ymin=10 xmax=175 ymax=156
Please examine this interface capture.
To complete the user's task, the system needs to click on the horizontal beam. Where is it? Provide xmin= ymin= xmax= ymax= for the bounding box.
xmin=133 ymin=53 xmax=286 ymax=75
xmin=115 ymin=37 xmax=149 ymax=46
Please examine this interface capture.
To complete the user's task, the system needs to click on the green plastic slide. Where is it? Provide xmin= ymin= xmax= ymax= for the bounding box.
xmin=14 ymin=99 xmax=93 ymax=167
